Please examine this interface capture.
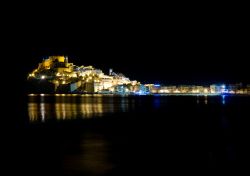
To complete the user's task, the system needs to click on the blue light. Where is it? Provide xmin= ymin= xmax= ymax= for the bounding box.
xmin=222 ymin=94 xmax=226 ymax=105
xmin=154 ymin=84 xmax=161 ymax=87
xmin=134 ymin=90 xmax=148 ymax=95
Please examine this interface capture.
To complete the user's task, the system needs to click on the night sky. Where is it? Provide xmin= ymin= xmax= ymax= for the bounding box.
xmin=7 ymin=6 xmax=250 ymax=87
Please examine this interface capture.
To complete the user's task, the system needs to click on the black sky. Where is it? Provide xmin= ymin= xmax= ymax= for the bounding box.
xmin=7 ymin=5 xmax=250 ymax=86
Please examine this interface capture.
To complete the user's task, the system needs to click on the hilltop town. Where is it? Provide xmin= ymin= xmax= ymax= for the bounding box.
xmin=27 ymin=56 xmax=145 ymax=94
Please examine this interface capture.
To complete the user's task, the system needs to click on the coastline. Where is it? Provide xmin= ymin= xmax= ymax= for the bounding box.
xmin=28 ymin=93 xmax=250 ymax=97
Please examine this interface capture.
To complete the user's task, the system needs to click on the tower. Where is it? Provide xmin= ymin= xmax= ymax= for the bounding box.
xmin=109 ymin=68 xmax=113 ymax=75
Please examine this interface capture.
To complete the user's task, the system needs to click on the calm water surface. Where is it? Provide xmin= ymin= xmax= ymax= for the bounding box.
xmin=5 ymin=94 xmax=250 ymax=175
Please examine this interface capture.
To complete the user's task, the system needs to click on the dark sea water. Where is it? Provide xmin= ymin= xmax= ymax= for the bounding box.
xmin=2 ymin=94 xmax=250 ymax=175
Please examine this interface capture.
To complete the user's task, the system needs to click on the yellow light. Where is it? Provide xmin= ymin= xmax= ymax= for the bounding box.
xmin=164 ymin=90 xmax=170 ymax=93
xmin=29 ymin=73 xmax=34 ymax=77
xmin=173 ymin=90 xmax=180 ymax=93
xmin=204 ymin=88 xmax=208 ymax=93
xmin=159 ymin=90 xmax=164 ymax=93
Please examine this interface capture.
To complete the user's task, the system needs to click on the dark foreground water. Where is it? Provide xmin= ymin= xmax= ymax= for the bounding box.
xmin=2 ymin=94 xmax=250 ymax=175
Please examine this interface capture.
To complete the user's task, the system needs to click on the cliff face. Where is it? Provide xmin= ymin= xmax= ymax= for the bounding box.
xmin=27 ymin=79 xmax=55 ymax=94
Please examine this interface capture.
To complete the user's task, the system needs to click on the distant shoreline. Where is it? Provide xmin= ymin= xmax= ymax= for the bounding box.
xmin=28 ymin=93 xmax=250 ymax=96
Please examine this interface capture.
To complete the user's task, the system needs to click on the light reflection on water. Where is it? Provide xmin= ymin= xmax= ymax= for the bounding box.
xmin=196 ymin=95 xmax=227 ymax=105
xmin=28 ymin=94 xmax=133 ymax=122
xmin=63 ymin=133 xmax=114 ymax=175
xmin=24 ymin=94 xmax=247 ymax=174
xmin=28 ymin=94 xmax=228 ymax=122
